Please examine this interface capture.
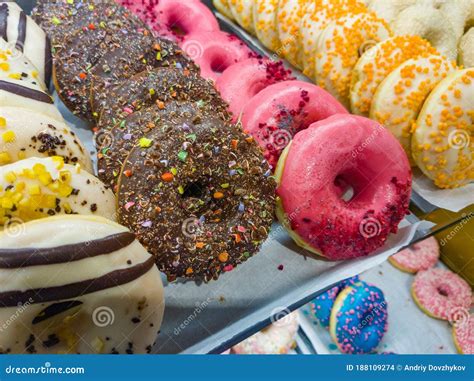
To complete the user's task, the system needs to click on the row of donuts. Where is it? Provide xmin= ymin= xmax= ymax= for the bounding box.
xmin=112 ymin=0 xmax=413 ymax=261
xmin=0 ymin=2 xmax=165 ymax=354
xmin=215 ymin=0 xmax=474 ymax=190
xmin=389 ymin=237 xmax=473 ymax=354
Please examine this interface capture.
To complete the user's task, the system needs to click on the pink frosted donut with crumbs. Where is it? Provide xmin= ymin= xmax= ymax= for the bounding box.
xmin=389 ymin=236 xmax=440 ymax=273
xmin=453 ymin=314 xmax=473 ymax=354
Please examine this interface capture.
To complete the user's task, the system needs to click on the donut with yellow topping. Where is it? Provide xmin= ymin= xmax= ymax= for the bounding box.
xmin=371 ymin=54 xmax=457 ymax=163
xmin=213 ymin=0 xmax=235 ymax=20
xmin=350 ymin=35 xmax=437 ymax=116
xmin=228 ymin=0 xmax=255 ymax=34
xmin=0 ymin=157 xmax=116 ymax=227
xmin=253 ymin=0 xmax=280 ymax=51
xmin=411 ymin=68 xmax=474 ymax=189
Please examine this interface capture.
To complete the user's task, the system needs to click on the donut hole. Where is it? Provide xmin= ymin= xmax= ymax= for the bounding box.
xmin=437 ymin=285 xmax=449 ymax=297
xmin=165 ymin=13 xmax=189 ymax=36
xmin=208 ymin=50 xmax=236 ymax=74
xmin=334 ymin=175 xmax=355 ymax=202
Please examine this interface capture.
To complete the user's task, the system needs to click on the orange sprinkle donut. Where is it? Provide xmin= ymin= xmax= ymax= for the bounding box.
xmin=371 ymin=55 xmax=457 ymax=164
xmin=228 ymin=0 xmax=255 ymax=34
xmin=459 ymin=28 xmax=474 ymax=68
xmin=411 ymin=68 xmax=474 ymax=189
xmin=350 ymin=35 xmax=437 ymax=116
xmin=253 ymin=0 xmax=280 ymax=51
xmin=276 ymin=0 xmax=309 ymax=68
xmin=213 ymin=0 xmax=234 ymax=20
xmin=314 ymin=12 xmax=391 ymax=108
xmin=300 ymin=0 xmax=367 ymax=79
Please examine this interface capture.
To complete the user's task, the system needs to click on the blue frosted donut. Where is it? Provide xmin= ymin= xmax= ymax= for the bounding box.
xmin=330 ymin=281 xmax=388 ymax=354
xmin=310 ymin=276 xmax=359 ymax=327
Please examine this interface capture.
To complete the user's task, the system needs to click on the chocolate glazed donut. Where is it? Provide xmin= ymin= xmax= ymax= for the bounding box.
xmin=117 ymin=115 xmax=276 ymax=282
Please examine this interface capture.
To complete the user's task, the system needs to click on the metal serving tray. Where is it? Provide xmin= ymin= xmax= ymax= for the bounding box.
xmin=16 ymin=0 xmax=472 ymax=354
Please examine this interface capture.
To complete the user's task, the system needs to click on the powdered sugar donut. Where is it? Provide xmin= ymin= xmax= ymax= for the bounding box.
xmin=371 ymin=54 xmax=457 ymax=163
xmin=119 ymin=0 xmax=219 ymax=42
xmin=389 ymin=237 xmax=440 ymax=273
xmin=453 ymin=313 xmax=473 ymax=354
xmin=350 ymin=35 xmax=437 ymax=116
xmin=182 ymin=31 xmax=254 ymax=81
xmin=253 ymin=0 xmax=280 ymax=51
xmin=315 ymin=12 xmax=392 ymax=108
xmin=459 ymin=28 xmax=474 ymax=68
xmin=411 ymin=68 xmax=474 ymax=189
xmin=228 ymin=0 xmax=255 ymax=35
xmin=241 ymin=80 xmax=347 ymax=168
xmin=215 ymin=58 xmax=294 ymax=121
xmin=411 ymin=268 xmax=472 ymax=321
xmin=275 ymin=114 xmax=412 ymax=260
xmin=232 ymin=312 xmax=299 ymax=354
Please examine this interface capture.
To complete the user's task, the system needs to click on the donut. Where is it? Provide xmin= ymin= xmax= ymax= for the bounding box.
xmin=330 ymin=281 xmax=388 ymax=354
xmin=314 ymin=12 xmax=392 ymax=108
xmin=388 ymin=236 xmax=440 ymax=273
xmin=253 ymin=0 xmax=280 ymax=51
xmin=366 ymin=0 xmax=417 ymax=24
xmin=119 ymin=0 xmax=219 ymax=42
xmin=228 ymin=0 xmax=255 ymax=34
xmin=370 ymin=54 xmax=457 ymax=163
xmin=117 ymin=114 xmax=276 ymax=282
xmin=459 ymin=28 xmax=474 ymax=68
xmin=0 ymin=157 xmax=116 ymax=227
xmin=215 ymin=58 xmax=294 ymax=121
xmin=95 ymin=67 xmax=230 ymax=133
xmin=411 ymin=268 xmax=472 ymax=321
xmin=0 ymin=2 xmax=52 ymax=84
xmin=310 ymin=276 xmax=360 ymax=328
xmin=213 ymin=0 xmax=234 ymax=20
xmin=453 ymin=313 xmax=473 ymax=354
xmin=0 ymin=215 xmax=164 ymax=354
xmin=241 ymin=80 xmax=348 ymax=168
xmin=350 ymin=35 xmax=438 ymax=116
xmin=300 ymin=0 xmax=367 ymax=79
xmin=231 ymin=312 xmax=299 ymax=354
xmin=182 ymin=30 xmax=254 ymax=82
xmin=275 ymin=114 xmax=412 ymax=260
xmin=0 ymin=46 xmax=61 ymax=121
xmin=411 ymin=69 xmax=474 ymax=189
xmin=0 ymin=106 xmax=93 ymax=172
xmin=276 ymin=0 xmax=310 ymax=68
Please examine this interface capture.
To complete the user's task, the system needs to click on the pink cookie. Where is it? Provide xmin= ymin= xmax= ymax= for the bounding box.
xmin=119 ymin=0 xmax=219 ymax=42
xmin=182 ymin=31 xmax=255 ymax=81
xmin=215 ymin=58 xmax=294 ymax=121
xmin=412 ymin=268 xmax=472 ymax=321
xmin=241 ymin=81 xmax=347 ymax=168
xmin=389 ymin=236 xmax=440 ymax=273
xmin=453 ymin=313 xmax=473 ymax=354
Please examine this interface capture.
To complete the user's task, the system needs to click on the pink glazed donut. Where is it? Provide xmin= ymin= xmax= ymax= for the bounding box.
xmin=275 ymin=114 xmax=412 ymax=260
xmin=412 ymin=268 xmax=472 ymax=321
xmin=389 ymin=237 xmax=440 ymax=273
xmin=216 ymin=58 xmax=295 ymax=121
xmin=119 ymin=0 xmax=219 ymax=42
xmin=182 ymin=31 xmax=255 ymax=81
xmin=453 ymin=313 xmax=473 ymax=354
xmin=241 ymin=81 xmax=347 ymax=168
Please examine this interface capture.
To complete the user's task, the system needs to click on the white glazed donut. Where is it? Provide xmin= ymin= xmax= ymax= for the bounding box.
xmin=350 ymin=35 xmax=437 ymax=116
xmin=0 ymin=2 xmax=52 ymax=84
xmin=0 ymin=157 xmax=116 ymax=227
xmin=0 ymin=46 xmax=62 ymax=121
xmin=411 ymin=68 xmax=474 ymax=188
xmin=366 ymin=0 xmax=418 ymax=24
xmin=232 ymin=312 xmax=299 ymax=354
xmin=300 ymin=0 xmax=367 ymax=79
xmin=253 ymin=0 xmax=280 ymax=51
xmin=0 ymin=215 xmax=164 ymax=354
xmin=371 ymin=54 xmax=456 ymax=163
xmin=314 ymin=12 xmax=392 ymax=108
xmin=228 ymin=0 xmax=256 ymax=34
xmin=0 ymin=106 xmax=93 ymax=172
xmin=459 ymin=28 xmax=474 ymax=67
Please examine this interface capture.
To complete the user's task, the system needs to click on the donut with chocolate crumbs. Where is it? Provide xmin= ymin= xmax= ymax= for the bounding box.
xmin=96 ymin=67 xmax=230 ymax=132
xmin=117 ymin=116 xmax=276 ymax=282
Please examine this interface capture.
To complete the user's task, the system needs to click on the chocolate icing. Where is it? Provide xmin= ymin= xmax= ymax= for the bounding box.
xmin=15 ymin=11 xmax=26 ymax=52
xmin=44 ymin=36 xmax=52 ymax=84
xmin=0 ymin=80 xmax=53 ymax=103
xmin=0 ymin=3 xmax=8 ymax=41
xmin=0 ymin=232 xmax=136 ymax=268
xmin=0 ymin=257 xmax=155 ymax=307
xmin=32 ymin=300 xmax=83 ymax=325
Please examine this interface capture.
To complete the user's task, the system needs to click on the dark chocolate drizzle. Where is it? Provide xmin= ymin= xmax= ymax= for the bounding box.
xmin=15 ymin=11 xmax=26 ymax=52
xmin=0 ymin=232 xmax=136 ymax=268
xmin=32 ymin=300 xmax=83 ymax=325
xmin=0 ymin=80 xmax=53 ymax=103
xmin=44 ymin=36 xmax=52 ymax=84
xmin=0 ymin=257 xmax=155 ymax=307
xmin=0 ymin=3 xmax=8 ymax=41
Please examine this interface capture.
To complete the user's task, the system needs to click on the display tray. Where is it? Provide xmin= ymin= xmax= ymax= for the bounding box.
xmin=17 ymin=0 xmax=472 ymax=354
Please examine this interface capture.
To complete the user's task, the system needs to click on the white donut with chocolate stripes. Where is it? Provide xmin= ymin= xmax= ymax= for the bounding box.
xmin=0 ymin=215 xmax=164 ymax=354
